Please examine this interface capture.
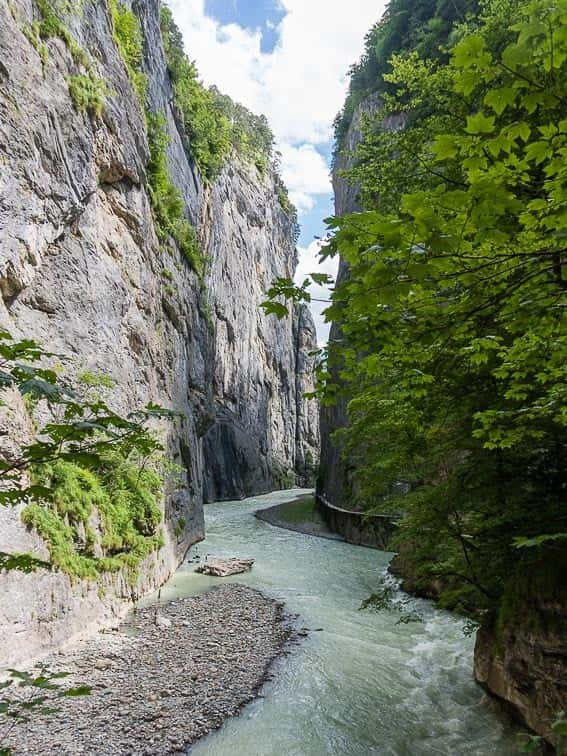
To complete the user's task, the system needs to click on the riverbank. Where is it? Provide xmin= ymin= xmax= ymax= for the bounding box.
xmin=2 ymin=584 xmax=295 ymax=756
xmin=255 ymin=494 xmax=343 ymax=542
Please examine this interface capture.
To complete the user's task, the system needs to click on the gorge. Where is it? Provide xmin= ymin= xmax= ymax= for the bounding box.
xmin=0 ymin=0 xmax=566 ymax=754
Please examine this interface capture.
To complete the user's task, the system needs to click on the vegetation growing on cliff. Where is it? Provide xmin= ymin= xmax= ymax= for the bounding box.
xmin=159 ymin=5 xmax=231 ymax=181
xmin=107 ymin=1 xmax=298 ymax=257
xmin=333 ymin=0 xmax=480 ymax=151
xmin=265 ymin=0 xmax=567 ymax=622
xmin=106 ymin=0 xmax=204 ymax=273
xmin=23 ymin=454 xmax=164 ymax=583
xmin=0 ymin=332 xmax=174 ymax=581
xmin=159 ymin=5 xmax=277 ymax=181
xmin=108 ymin=0 xmax=147 ymax=101
xmin=67 ymin=73 xmax=108 ymax=116
xmin=146 ymin=112 xmax=205 ymax=274
xmin=25 ymin=0 xmax=109 ymax=114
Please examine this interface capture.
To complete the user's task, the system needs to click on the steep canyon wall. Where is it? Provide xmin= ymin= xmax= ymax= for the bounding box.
xmin=0 ymin=0 xmax=318 ymax=666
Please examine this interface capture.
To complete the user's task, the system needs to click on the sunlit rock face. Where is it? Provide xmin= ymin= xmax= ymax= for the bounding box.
xmin=0 ymin=0 xmax=318 ymax=665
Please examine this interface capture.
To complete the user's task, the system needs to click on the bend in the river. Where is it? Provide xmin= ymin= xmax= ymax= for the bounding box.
xmin=151 ymin=489 xmax=519 ymax=756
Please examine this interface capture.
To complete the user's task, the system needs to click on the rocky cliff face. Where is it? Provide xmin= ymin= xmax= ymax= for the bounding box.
xmin=0 ymin=0 xmax=318 ymax=666
xmin=318 ymin=95 xmax=382 ymax=509
xmin=202 ymin=163 xmax=319 ymax=501
xmin=474 ymin=575 xmax=567 ymax=746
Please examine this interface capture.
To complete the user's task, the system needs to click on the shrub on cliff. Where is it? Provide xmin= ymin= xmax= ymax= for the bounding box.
xmin=0 ymin=331 xmax=175 ymax=581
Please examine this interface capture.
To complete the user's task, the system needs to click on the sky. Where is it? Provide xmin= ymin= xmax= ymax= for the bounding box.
xmin=168 ymin=0 xmax=387 ymax=343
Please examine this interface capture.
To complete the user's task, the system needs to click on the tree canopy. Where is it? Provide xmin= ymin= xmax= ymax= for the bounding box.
xmin=265 ymin=0 xmax=567 ymax=620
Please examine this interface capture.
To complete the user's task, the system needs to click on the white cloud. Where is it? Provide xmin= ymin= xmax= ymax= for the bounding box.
xmin=295 ymin=239 xmax=339 ymax=345
xmin=168 ymin=0 xmax=385 ymax=210
xmin=167 ymin=0 xmax=386 ymax=341
xmin=278 ymin=143 xmax=330 ymax=215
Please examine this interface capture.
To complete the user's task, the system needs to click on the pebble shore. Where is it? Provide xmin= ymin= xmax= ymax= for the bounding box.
xmin=4 ymin=584 xmax=295 ymax=755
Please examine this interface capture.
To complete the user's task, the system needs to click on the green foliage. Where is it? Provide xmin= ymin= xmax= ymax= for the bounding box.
xmin=359 ymin=585 xmax=397 ymax=611
xmin=517 ymin=711 xmax=567 ymax=754
xmin=275 ymin=175 xmax=300 ymax=241
xmin=159 ymin=5 xmax=231 ymax=180
xmin=271 ymin=461 xmax=297 ymax=490
xmin=210 ymin=86 xmax=275 ymax=174
xmin=272 ymin=495 xmax=320 ymax=525
xmin=68 ymin=73 xmax=108 ymax=116
xmin=30 ymin=0 xmax=108 ymax=118
xmin=146 ymin=112 xmax=204 ymax=274
xmin=0 ymin=331 xmax=176 ymax=580
xmin=107 ymin=2 xmax=204 ymax=272
xmin=0 ymin=552 xmax=50 ymax=574
xmin=159 ymin=5 xmax=285 ymax=190
xmin=22 ymin=453 xmax=163 ymax=583
xmin=334 ymin=0 xmax=480 ymax=152
xmin=22 ymin=21 xmax=48 ymax=67
xmin=265 ymin=0 xmax=567 ymax=621
xmin=0 ymin=666 xmax=90 ymax=755
xmin=359 ymin=582 xmax=424 ymax=624
xmin=173 ymin=516 xmax=187 ymax=538
xmin=108 ymin=0 xmax=147 ymax=102
xmin=34 ymin=0 xmax=90 ymax=69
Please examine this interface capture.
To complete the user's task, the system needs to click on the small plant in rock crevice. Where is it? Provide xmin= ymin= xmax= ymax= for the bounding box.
xmin=68 ymin=73 xmax=108 ymax=116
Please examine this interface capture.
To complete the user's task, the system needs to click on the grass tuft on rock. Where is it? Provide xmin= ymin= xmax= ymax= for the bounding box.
xmin=108 ymin=0 xmax=147 ymax=103
xmin=68 ymin=73 xmax=108 ymax=116
xmin=21 ymin=451 xmax=164 ymax=584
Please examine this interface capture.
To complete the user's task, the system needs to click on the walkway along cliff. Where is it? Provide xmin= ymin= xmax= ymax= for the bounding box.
xmin=0 ymin=0 xmax=318 ymax=667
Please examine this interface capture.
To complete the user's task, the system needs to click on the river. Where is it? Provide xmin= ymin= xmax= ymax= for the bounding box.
xmin=153 ymin=489 xmax=519 ymax=755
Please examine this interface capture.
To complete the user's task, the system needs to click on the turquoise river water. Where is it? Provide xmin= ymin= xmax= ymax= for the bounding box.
xmin=153 ymin=489 xmax=521 ymax=756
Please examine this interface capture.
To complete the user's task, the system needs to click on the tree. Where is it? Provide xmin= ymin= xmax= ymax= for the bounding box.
xmin=0 ymin=330 xmax=175 ymax=578
xmin=264 ymin=0 xmax=567 ymax=618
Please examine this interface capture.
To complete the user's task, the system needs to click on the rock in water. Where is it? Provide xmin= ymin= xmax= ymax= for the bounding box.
xmin=196 ymin=558 xmax=255 ymax=577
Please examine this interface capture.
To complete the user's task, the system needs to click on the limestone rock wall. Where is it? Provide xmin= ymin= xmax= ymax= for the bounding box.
xmin=474 ymin=578 xmax=567 ymax=745
xmin=0 ymin=0 xmax=318 ymax=666
xmin=202 ymin=163 xmax=319 ymax=501
xmin=318 ymin=95 xmax=382 ymax=508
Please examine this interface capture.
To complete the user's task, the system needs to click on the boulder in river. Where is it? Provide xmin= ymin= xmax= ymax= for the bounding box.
xmin=196 ymin=558 xmax=255 ymax=577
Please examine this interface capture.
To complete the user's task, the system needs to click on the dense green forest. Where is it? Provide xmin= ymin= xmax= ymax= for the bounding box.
xmin=334 ymin=0 xmax=480 ymax=150
xmin=267 ymin=0 xmax=567 ymax=625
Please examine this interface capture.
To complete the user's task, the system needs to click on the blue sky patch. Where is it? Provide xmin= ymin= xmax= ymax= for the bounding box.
xmin=204 ymin=0 xmax=285 ymax=53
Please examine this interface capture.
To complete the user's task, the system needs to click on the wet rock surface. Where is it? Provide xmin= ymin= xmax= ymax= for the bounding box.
xmin=3 ymin=585 xmax=295 ymax=755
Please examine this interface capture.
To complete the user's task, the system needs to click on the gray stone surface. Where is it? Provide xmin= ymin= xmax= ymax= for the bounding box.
xmin=0 ymin=0 xmax=318 ymax=667
xmin=196 ymin=558 xmax=255 ymax=577
xmin=2 ymin=584 xmax=295 ymax=755
xmin=474 ymin=590 xmax=567 ymax=746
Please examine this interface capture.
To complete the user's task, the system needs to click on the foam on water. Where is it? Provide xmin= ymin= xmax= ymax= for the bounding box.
xmin=150 ymin=489 xmax=520 ymax=755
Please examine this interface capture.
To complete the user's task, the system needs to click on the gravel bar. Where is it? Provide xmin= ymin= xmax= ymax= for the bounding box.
xmin=5 ymin=584 xmax=296 ymax=755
